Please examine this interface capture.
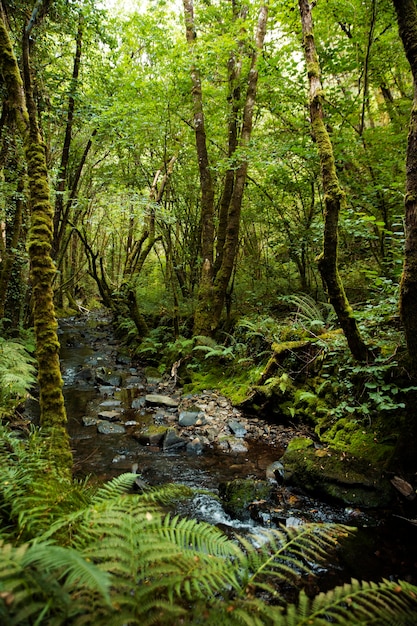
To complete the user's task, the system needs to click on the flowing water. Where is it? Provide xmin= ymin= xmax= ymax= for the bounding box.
xmin=49 ymin=312 xmax=417 ymax=589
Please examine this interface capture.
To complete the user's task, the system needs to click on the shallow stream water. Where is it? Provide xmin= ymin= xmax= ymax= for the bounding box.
xmin=53 ymin=312 xmax=417 ymax=589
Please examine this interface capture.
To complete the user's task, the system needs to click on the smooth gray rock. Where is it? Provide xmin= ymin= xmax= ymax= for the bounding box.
xmin=178 ymin=410 xmax=201 ymax=426
xmin=163 ymin=428 xmax=186 ymax=451
xmin=228 ymin=420 xmax=247 ymax=438
xmin=132 ymin=397 xmax=146 ymax=409
xmin=100 ymin=399 xmax=122 ymax=408
xmin=97 ymin=410 xmax=121 ymax=422
xmin=82 ymin=416 xmax=99 ymax=427
xmin=227 ymin=438 xmax=249 ymax=453
xmin=97 ymin=422 xmax=126 ymax=435
xmin=186 ymin=438 xmax=204 ymax=455
xmin=145 ymin=394 xmax=179 ymax=408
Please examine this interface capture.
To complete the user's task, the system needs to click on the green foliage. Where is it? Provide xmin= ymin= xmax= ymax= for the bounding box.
xmin=281 ymin=294 xmax=336 ymax=336
xmin=1 ymin=423 xmax=417 ymax=624
xmin=0 ymin=338 xmax=36 ymax=418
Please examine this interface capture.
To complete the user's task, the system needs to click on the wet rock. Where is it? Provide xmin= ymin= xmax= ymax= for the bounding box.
xmin=179 ymin=410 xmax=201 ymax=427
xmin=228 ymin=420 xmax=247 ymax=438
xmin=281 ymin=439 xmax=393 ymax=508
xmin=98 ymin=385 xmax=115 ymax=396
xmin=219 ymin=479 xmax=273 ymax=521
xmin=163 ymin=428 xmax=187 ymax=451
xmin=82 ymin=416 xmax=99 ymax=427
xmin=134 ymin=425 xmax=168 ymax=446
xmin=125 ymin=375 xmax=143 ymax=387
xmin=186 ymin=437 xmax=204 ymax=455
xmin=97 ymin=410 xmax=121 ymax=422
xmin=266 ymin=461 xmax=285 ymax=483
xmin=145 ymin=394 xmax=179 ymax=408
xmin=224 ymin=438 xmax=249 ymax=453
xmin=131 ymin=397 xmax=146 ymax=409
xmin=100 ymin=399 xmax=122 ymax=408
xmin=97 ymin=422 xmax=126 ymax=435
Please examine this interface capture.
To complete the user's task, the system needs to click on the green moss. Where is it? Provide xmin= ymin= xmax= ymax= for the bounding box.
xmin=219 ymin=479 xmax=272 ymax=520
xmin=286 ymin=437 xmax=314 ymax=452
xmin=318 ymin=417 xmax=394 ymax=465
xmin=282 ymin=445 xmax=392 ymax=507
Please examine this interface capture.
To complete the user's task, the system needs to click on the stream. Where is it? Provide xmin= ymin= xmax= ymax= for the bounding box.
xmin=27 ymin=311 xmax=417 ymax=590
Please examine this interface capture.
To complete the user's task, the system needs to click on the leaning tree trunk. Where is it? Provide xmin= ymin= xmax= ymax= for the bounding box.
xmin=0 ymin=8 xmax=72 ymax=473
xmin=392 ymin=0 xmax=417 ymax=376
xmin=298 ymin=0 xmax=372 ymax=362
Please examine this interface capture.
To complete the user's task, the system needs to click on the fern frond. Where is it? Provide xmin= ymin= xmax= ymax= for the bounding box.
xmin=235 ymin=524 xmax=352 ymax=595
xmin=92 ymin=472 xmax=138 ymax=503
xmin=283 ymin=578 xmax=417 ymax=625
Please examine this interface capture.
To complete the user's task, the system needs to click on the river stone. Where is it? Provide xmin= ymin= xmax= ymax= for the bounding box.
xmin=186 ymin=437 xmax=204 ymax=455
xmin=145 ymin=394 xmax=179 ymax=408
xmin=227 ymin=438 xmax=249 ymax=453
xmin=228 ymin=420 xmax=247 ymax=438
xmin=163 ymin=428 xmax=187 ymax=451
xmin=134 ymin=425 xmax=168 ymax=446
xmin=219 ymin=479 xmax=273 ymax=521
xmin=97 ymin=422 xmax=126 ymax=435
xmin=266 ymin=461 xmax=285 ymax=483
xmin=98 ymin=410 xmax=121 ymax=422
xmin=125 ymin=375 xmax=143 ymax=386
xmin=178 ymin=410 xmax=201 ymax=427
xmin=82 ymin=416 xmax=99 ymax=427
xmin=132 ymin=397 xmax=146 ymax=409
xmin=100 ymin=399 xmax=122 ymax=408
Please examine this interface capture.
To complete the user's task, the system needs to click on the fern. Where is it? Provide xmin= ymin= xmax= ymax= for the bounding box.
xmin=1 ymin=424 xmax=417 ymax=625
xmin=0 ymin=338 xmax=36 ymax=416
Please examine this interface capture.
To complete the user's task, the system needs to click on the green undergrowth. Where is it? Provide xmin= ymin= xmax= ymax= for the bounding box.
xmin=1 ymin=424 xmax=417 ymax=624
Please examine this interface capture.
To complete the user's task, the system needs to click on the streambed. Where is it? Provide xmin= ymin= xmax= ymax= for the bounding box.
xmin=52 ymin=312 xmax=417 ymax=588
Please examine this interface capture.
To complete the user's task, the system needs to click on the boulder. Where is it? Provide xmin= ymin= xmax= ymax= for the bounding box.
xmin=97 ymin=422 xmax=126 ymax=435
xmin=219 ymin=479 xmax=273 ymax=521
xmin=281 ymin=438 xmax=392 ymax=508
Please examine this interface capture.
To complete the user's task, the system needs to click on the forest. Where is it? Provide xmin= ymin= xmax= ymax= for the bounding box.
xmin=2 ymin=0 xmax=417 ymax=623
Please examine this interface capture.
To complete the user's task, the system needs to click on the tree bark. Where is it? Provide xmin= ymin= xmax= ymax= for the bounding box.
xmin=392 ymin=0 xmax=417 ymax=375
xmin=52 ymin=11 xmax=83 ymax=258
xmin=184 ymin=0 xmax=268 ymax=337
xmin=0 ymin=6 xmax=72 ymax=473
xmin=298 ymin=0 xmax=372 ymax=362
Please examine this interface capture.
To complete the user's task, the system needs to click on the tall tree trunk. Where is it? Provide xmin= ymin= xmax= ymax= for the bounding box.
xmin=0 ymin=7 xmax=72 ymax=473
xmin=184 ymin=0 xmax=268 ymax=337
xmin=210 ymin=3 xmax=268 ymax=327
xmin=183 ymin=0 xmax=216 ymax=336
xmin=392 ymin=0 xmax=417 ymax=375
xmin=298 ymin=0 xmax=372 ymax=362
xmin=53 ymin=11 xmax=83 ymax=258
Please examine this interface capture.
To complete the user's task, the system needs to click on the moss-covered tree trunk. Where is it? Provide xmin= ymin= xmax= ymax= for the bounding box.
xmin=298 ymin=0 xmax=372 ymax=362
xmin=183 ymin=0 xmax=216 ymax=337
xmin=392 ymin=0 xmax=417 ymax=376
xmin=0 ymin=10 xmax=72 ymax=473
xmin=184 ymin=0 xmax=268 ymax=337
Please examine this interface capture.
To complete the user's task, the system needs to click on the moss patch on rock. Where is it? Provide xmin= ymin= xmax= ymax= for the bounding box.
xmin=218 ymin=478 xmax=273 ymax=521
xmin=282 ymin=444 xmax=392 ymax=508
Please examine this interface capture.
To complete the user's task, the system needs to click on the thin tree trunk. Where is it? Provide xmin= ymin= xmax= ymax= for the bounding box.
xmin=392 ymin=0 xmax=417 ymax=375
xmin=53 ymin=11 xmax=83 ymax=257
xmin=0 ymin=7 xmax=72 ymax=473
xmin=298 ymin=0 xmax=372 ymax=362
